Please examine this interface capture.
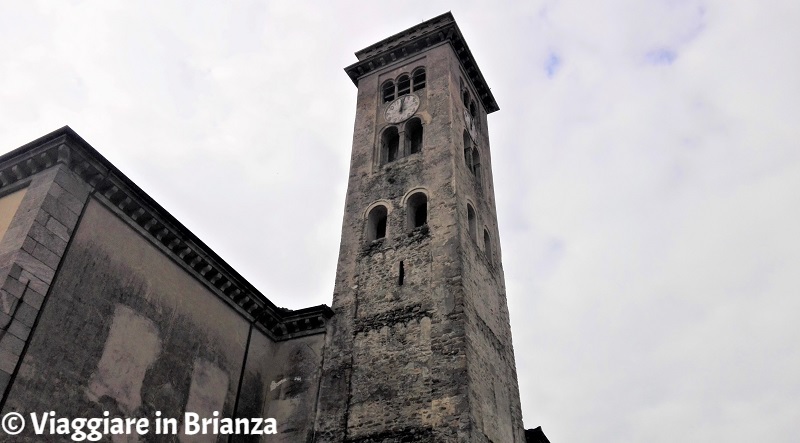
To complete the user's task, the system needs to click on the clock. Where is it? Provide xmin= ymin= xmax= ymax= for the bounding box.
xmin=464 ymin=109 xmax=478 ymax=141
xmin=385 ymin=94 xmax=420 ymax=123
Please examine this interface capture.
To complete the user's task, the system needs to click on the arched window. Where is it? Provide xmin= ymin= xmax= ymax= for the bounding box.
xmin=382 ymin=80 xmax=395 ymax=103
xmin=397 ymin=74 xmax=411 ymax=97
xmin=467 ymin=204 xmax=477 ymax=242
xmin=470 ymin=147 xmax=481 ymax=182
xmin=405 ymin=118 xmax=423 ymax=154
xmin=407 ymin=192 xmax=428 ymax=229
xmin=381 ymin=68 xmax=426 ymax=103
xmin=484 ymin=228 xmax=492 ymax=262
xmin=366 ymin=205 xmax=388 ymax=241
xmin=469 ymin=100 xmax=477 ymax=119
xmin=462 ymin=90 xmax=469 ymax=107
xmin=463 ymin=131 xmax=481 ymax=181
xmin=412 ymin=68 xmax=426 ymax=91
xmin=381 ymin=127 xmax=399 ymax=164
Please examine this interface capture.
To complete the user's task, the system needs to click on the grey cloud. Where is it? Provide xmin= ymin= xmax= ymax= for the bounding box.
xmin=2 ymin=1 xmax=799 ymax=442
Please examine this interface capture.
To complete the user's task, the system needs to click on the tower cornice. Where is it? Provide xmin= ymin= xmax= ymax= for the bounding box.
xmin=345 ymin=12 xmax=499 ymax=113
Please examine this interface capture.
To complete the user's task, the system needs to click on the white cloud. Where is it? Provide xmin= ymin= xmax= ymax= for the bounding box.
xmin=2 ymin=1 xmax=799 ymax=441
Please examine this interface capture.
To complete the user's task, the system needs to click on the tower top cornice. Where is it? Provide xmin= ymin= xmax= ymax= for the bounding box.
xmin=345 ymin=12 xmax=499 ymax=114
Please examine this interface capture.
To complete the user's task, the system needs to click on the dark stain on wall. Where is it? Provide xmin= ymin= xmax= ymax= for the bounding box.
xmin=2 ymin=239 xmax=245 ymax=441
xmin=231 ymin=372 xmax=264 ymax=443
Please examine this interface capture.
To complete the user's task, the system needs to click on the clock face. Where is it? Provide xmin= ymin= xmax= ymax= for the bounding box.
xmin=385 ymin=94 xmax=420 ymax=123
xmin=464 ymin=109 xmax=478 ymax=141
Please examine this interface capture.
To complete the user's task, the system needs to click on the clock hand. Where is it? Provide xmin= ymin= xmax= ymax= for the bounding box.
xmin=399 ymin=98 xmax=404 ymax=113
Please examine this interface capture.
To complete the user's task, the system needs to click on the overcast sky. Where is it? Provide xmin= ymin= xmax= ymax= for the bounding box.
xmin=2 ymin=1 xmax=799 ymax=441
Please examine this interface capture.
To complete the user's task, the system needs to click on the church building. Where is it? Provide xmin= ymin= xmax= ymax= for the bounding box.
xmin=0 ymin=12 xmax=547 ymax=443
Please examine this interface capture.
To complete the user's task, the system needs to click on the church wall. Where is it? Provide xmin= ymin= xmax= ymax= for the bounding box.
xmin=237 ymin=328 xmax=325 ymax=442
xmin=0 ymin=165 xmax=92 ymax=402
xmin=1 ymin=196 xmax=325 ymax=441
xmin=2 ymin=198 xmax=248 ymax=440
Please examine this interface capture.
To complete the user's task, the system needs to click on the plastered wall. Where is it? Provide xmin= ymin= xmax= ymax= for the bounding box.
xmin=2 ymin=197 xmax=325 ymax=442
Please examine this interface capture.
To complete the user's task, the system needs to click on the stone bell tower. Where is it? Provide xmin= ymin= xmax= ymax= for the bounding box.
xmin=313 ymin=13 xmax=526 ymax=442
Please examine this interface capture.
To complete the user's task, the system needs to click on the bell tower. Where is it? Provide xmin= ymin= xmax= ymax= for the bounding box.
xmin=314 ymin=13 xmax=525 ymax=442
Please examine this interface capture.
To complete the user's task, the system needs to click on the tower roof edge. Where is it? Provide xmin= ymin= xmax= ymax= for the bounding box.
xmin=344 ymin=12 xmax=499 ymax=114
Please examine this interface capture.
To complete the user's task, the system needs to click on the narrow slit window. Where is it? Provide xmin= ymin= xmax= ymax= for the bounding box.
xmin=398 ymin=261 xmax=405 ymax=285
xmin=382 ymin=81 xmax=395 ymax=103
xmin=407 ymin=192 xmax=428 ymax=229
xmin=412 ymin=68 xmax=426 ymax=91
xmin=397 ymin=75 xmax=411 ymax=96
xmin=367 ymin=205 xmax=388 ymax=241
xmin=381 ymin=127 xmax=400 ymax=164
xmin=405 ymin=118 xmax=423 ymax=154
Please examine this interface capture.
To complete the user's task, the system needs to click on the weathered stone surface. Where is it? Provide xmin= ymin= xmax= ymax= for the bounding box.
xmin=0 ymin=370 xmax=10 ymax=392
xmin=1 ymin=275 xmax=25 ymax=297
xmin=315 ymin=13 xmax=525 ymax=443
xmin=15 ymin=249 xmax=55 ymax=284
xmin=0 ymin=348 xmax=19 ymax=373
xmin=31 ymin=241 xmax=60 ymax=270
xmin=0 ymin=332 xmax=25 ymax=356
xmin=12 ymin=301 xmax=37 ymax=327
xmin=6 ymin=318 xmax=31 ymax=341
xmin=41 ymin=193 xmax=79 ymax=231
xmin=21 ymin=286 xmax=44 ymax=310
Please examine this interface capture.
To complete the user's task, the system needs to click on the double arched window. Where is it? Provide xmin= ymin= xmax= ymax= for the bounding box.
xmin=380 ymin=118 xmax=424 ymax=165
xmin=363 ymin=190 xmax=429 ymax=243
xmin=466 ymin=202 xmax=495 ymax=265
xmin=461 ymin=80 xmax=478 ymax=120
xmin=382 ymin=67 xmax=426 ymax=103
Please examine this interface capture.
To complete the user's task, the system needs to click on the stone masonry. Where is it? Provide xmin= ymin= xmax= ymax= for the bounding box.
xmin=0 ymin=148 xmax=93 ymax=399
xmin=314 ymin=12 xmax=526 ymax=443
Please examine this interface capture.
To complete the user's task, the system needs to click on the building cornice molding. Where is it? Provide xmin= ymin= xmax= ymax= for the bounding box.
xmin=344 ymin=12 xmax=499 ymax=114
xmin=0 ymin=126 xmax=333 ymax=341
